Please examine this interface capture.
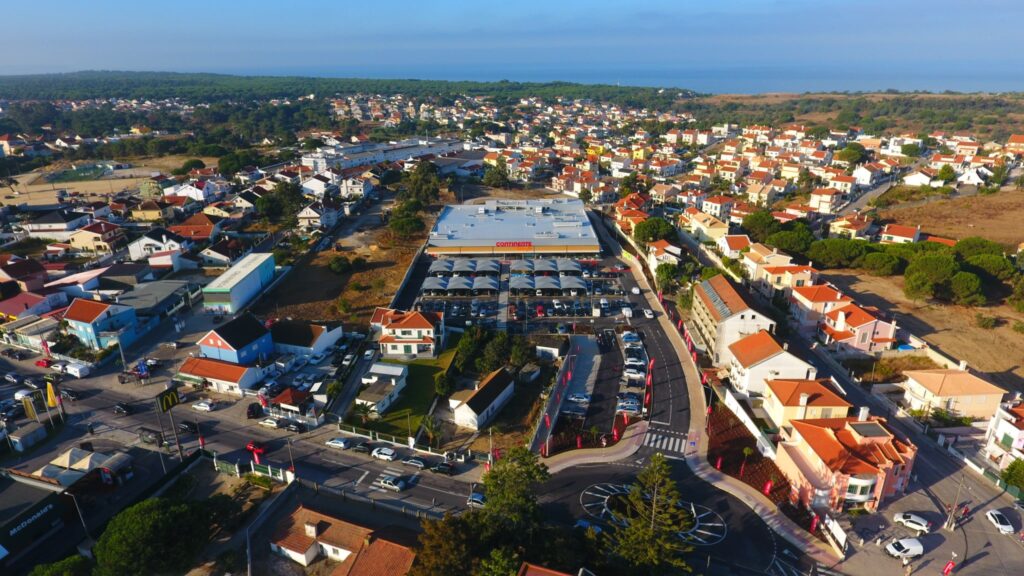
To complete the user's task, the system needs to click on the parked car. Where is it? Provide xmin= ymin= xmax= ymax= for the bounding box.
xmin=430 ymin=462 xmax=457 ymax=476
xmin=4 ymin=373 xmax=20 ymax=384
xmin=246 ymin=441 xmax=266 ymax=455
xmin=372 ymin=446 xmax=397 ymax=461
xmin=631 ymin=286 xmax=641 ymax=295
xmin=466 ymin=492 xmax=486 ymax=509
xmin=60 ymin=388 xmax=80 ymax=401
xmin=643 ymin=309 xmax=655 ymax=319
xmin=352 ymin=440 xmax=371 ymax=454
xmin=1 ymin=404 xmax=25 ymax=423
xmin=160 ymin=341 xmax=182 ymax=349
xmin=567 ymin=393 xmax=591 ymax=404
xmin=35 ymin=358 xmax=54 ymax=368
xmin=893 ymin=513 xmax=930 ymax=535
xmin=986 ymin=509 xmax=1014 ymax=534
xmin=259 ymin=417 xmax=282 ymax=429
xmin=402 ymin=457 xmax=427 ymax=469
xmin=377 ymin=475 xmax=407 ymax=492
xmin=285 ymin=421 xmax=307 ymax=433
xmin=309 ymin=352 xmax=327 ymax=365
xmin=624 ymin=368 xmax=645 ymax=380
xmin=363 ymin=349 xmax=375 ymax=361
xmin=325 ymin=437 xmax=351 ymax=450
xmin=884 ymin=538 xmax=923 ymax=559
xmin=113 ymin=402 xmax=131 ymax=416
xmin=342 ymin=354 xmax=356 ymax=367
xmin=193 ymin=401 xmax=216 ymax=412
xmin=178 ymin=421 xmax=198 ymax=434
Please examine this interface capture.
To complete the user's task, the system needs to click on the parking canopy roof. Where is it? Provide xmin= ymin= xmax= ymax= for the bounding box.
xmin=472 ymin=276 xmax=499 ymax=291
xmin=422 ymin=276 xmax=448 ymax=291
xmin=556 ymin=258 xmax=582 ymax=273
xmin=535 ymin=276 xmax=561 ymax=290
xmin=428 ymin=260 xmax=453 ymax=274
xmin=446 ymin=276 xmax=473 ymax=291
xmin=534 ymin=259 xmax=558 ymax=273
xmin=510 ymin=276 xmax=535 ymax=290
xmin=510 ymin=260 xmax=534 ymax=274
xmin=559 ymin=276 xmax=587 ymax=290
xmin=475 ymin=259 xmax=500 ymax=274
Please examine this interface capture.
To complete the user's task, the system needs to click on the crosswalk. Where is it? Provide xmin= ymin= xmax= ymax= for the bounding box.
xmin=642 ymin=429 xmax=687 ymax=454
xmin=369 ymin=466 xmax=409 ymax=492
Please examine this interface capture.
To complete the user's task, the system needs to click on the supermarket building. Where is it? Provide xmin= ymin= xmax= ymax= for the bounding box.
xmin=426 ymin=199 xmax=600 ymax=257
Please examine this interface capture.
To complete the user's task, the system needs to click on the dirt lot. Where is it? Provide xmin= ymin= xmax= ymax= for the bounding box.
xmin=255 ymin=227 xmax=424 ymax=325
xmin=824 ymin=270 xmax=1024 ymax=393
xmin=880 ymin=188 xmax=1024 ymax=247
xmin=6 ymin=155 xmax=219 ymax=206
xmin=452 ymin=182 xmax=562 ymax=204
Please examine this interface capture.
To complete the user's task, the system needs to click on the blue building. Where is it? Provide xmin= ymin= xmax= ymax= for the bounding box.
xmin=63 ymin=298 xmax=141 ymax=350
xmin=197 ymin=313 xmax=273 ymax=365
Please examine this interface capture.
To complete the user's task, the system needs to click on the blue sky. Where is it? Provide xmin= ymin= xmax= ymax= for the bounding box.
xmin=2 ymin=0 xmax=1024 ymax=92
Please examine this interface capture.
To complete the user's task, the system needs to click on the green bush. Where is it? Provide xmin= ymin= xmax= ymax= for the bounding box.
xmin=975 ymin=313 xmax=998 ymax=329
xmin=1013 ymin=321 xmax=1024 ymax=334
xmin=950 ymin=271 xmax=986 ymax=306
xmin=245 ymin=473 xmax=273 ymax=491
xmin=861 ymin=252 xmax=901 ymax=276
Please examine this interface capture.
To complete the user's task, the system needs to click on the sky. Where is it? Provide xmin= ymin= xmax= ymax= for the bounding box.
xmin=2 ymin=0 xmax=1024 ymax=93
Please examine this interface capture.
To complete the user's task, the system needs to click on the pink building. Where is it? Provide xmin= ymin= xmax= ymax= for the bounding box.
xmin=775 ymin=410 xmax=917 ymax=513
xmin=788 ymin=284 xmax=853 ymax=336
xmin=819 ymin=303 xmax=897 ymax=355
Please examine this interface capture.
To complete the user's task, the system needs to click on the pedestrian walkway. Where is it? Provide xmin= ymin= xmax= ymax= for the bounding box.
xmin=543 ymin=420 xmax=649 ymax=474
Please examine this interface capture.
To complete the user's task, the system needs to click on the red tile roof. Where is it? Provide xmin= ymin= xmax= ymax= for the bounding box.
xmin=790 ymin=417 xmax=915 ymax=476
xmin=178 ymin=357 xmax=250 ymax=383
xmin=62 ymin=298 xmax=111 ymax=323
xmin=728 ymin=330 xmax=784 ymax=368
xmin=766 ymin=379 xmax=851 ymax=409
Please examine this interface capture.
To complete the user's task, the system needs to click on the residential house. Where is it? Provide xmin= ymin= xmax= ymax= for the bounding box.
xmin=340 ymin=177 xmax=373 ymax=198
xmin=0 ymin=291 xmax=67 ymax=321
xmin=176 ymin=356 xmax=262 ymax=395
xmin=726 ymin=330 xmax=817 ymax=396
xmin=819 ymin=303 xmax=897 ymax=355
xmin=680 ymin=208 xmax=728 ymax=243
xmin=789 ymin=284 xmax=854 ymax=336
xmin=690 ymin=274 xmax=776 ymax=365
xmin=807 ymin=188 xmax=844 ymax=215
xmin=649 ymin=183 xmax=680 ymax=204
xmin=301 ymin=174 xmax=337 ymax=198
xmin=131 ymin=199 xmax=175 ymax=222
xmin=19 ymin=210 xmax=91 ymax=240
xmin=754 ymin=264 xmax=818 ymax=301
xmin=370 ymin=307 xmax=445 ymax=358
xmin=168 ymin=213 xmax=225 ymax=242
xmin=165 ymin=181 xmax=218 ymax=203
xmin=646 ymin=239 xmax=682 ymax=275
xmin=297 ymin=199 xmax=341 ymax=230
xmin=449 ymin=367 xmax=515 ymax=430
xmin=829 ymin=215 xmax=874 ymax=240
xmin=879 ymin=224 xmax=921 ymax=244
xmin=741 ymin=243 xmax=793 ymax=281
xmin=717 ymin=234 xmax=751 ymax=259
xmin=200 ymin=238 xmax=254 ymax=266
xmin=982 ymin=400 xmax=1024 ymax=471
xmin=775 ymin=410 xmax=917 ymax=513
xmin=0 ymin=258 xmax=49 ymax=291
xmin=852 ymin=163 xmax=884 ymax=188
xmin=127 ymin=228 xmax=193 ymax=261
xmin=268 ymin=505 xmax=415 ymax=574
xmin=68 ymin=221 xmax=125 ymax=253
xmin=270 ymin=318 xmax=344 ymax=357
xmin=746 ymin=182 xmax=778 ymax=207
xmin=903 ymin=168 xmax=941 ymax=188
xmin=197 ymin=313 xmax=275 ymax=366
xmin=356 ymin=362 xmax=409 ymax=414
xmin=902 ymin=369 xmax=1006 ymax=420
xmin=763 ymin=378 xmax=852 ymax=432
xmin=1006 ymin=134 xmax=1024 ymax=156
xmin=701 ymin=195 xmax=734 ymax=220
xmin=63 ymin=298 xmax=140 ymax=350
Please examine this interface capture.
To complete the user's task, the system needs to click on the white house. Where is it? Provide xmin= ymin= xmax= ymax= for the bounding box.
xmin=449 ymin=368 xmax=515 ymax=430
xmin=983 ymin=400 xmax=1024 ymax=471
xmin=127 ymin=228 xmax=193 ymax=261
xmin=691 ymin=275 xmax=776 ymax=365
xmin=340 ymin=177 xmax=373 ymax=198
xmin=727 ymin=330 xmax=817 ymax=397
xmin=903 ymin=168 xmax=942 ymax=188
xmin=356 ymin=362 xmax=408 ymax=414
xmin=270 ymin=319 xmax=344 ymax=358
xmin=717 ymin=235 xmax=751 ymax=259
xmin=296 ymin=199 xmax=341 ymax=230
xmin=301 ymin=174 xmax=337 ymax=198
xmin=164 ymin=181 xmax=220 ymax=203
xmin=371 ymin=307 xmax=445 ymax=358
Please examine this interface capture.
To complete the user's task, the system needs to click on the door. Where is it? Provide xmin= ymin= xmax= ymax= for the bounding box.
xmin=404 ymin=344 xmax=412 ymax=354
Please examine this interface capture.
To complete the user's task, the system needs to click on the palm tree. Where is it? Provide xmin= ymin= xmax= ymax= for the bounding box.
xmin=740 ymin=446 xmax=754 ymax=477
xmin=351 ymin=403 xmax=372 ymax=426
xmin=421 ymin=416 xmax=441 ymax=447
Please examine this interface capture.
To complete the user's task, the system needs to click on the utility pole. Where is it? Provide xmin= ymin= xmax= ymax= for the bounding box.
xmin=287 ymin=438 xmax=296 ymax=473
xmin=70 ymin=493 xmax=93 ymax=541
xmin=945 ymin=474 xmax=966 ymax=531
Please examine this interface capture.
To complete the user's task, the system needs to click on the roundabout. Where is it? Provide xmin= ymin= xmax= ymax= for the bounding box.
xmin=578 ymin=482 xmax=728 ymax=546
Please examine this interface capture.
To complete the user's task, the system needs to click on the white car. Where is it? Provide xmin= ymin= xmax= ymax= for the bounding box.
xmin=363 ymin=349 xmax=376 ymax=361
xmin=893 ymin=512 xmax=930 ymax=535
xmin=986 ymin=509 xmax=1015 ymax=534
xmin=192 ymin=401 xmax=215 ymax=412
xmin=885 ymin=538 xmax=923 ymax=559
xmin=259 ymin=417 xmax=282 ymax=429
xmin=643 ymin=309 xmax=655 ymax=319
xmin=624 ymin=367 xmax=645 ymax=380
xmin=567 ymin=393 xmax=591 ymax=404
xmin=371 ymin=446 xmax=397 ymax=461
xmin=325 ymin=437 xmax=351 ymax=450
xmin=13 ymin=388 xmax=35 ymax=401
xmin=377 ymin=475 xmax=406 ymax=492
xmin=631 ymin=287 xmax=641 ymax=295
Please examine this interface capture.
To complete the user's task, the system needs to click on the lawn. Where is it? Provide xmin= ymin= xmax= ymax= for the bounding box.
xmin=362 ymin=335 xmax=459 ymax=439
xmin=869 ymin=184 xmax=953 ymax=208
xmin=4 ymin=237 xmax=51 ymax=256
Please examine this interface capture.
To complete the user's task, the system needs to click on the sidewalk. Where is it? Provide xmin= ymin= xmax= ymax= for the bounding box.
xmin=593 ymin=213 xmax=842 ymax=564
xmin=543 ymin=420 xmax=649 ymax=474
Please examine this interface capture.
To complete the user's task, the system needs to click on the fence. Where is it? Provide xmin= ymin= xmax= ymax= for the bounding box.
xmin=389 ymin=242 xmax=427 ymax=309
xmin=718 ymin=385 xmax=776 ymax=458
xmin=295 ymin=477 xmax=445 ymax=521
xmin=335 ymin=421 xmax=477 ymax=461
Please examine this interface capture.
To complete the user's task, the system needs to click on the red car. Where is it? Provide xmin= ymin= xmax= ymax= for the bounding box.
xmin=246 ymin=441 xmax=266 ymax=455
xmin=35 ymin=358 xmax=53 ymax=368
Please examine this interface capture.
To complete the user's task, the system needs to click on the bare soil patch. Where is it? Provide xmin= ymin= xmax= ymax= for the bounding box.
xmin=823 ymin=270 xmax=1024 ymax=393
xmin=880 ymin=188 xmax=1024 ymax=247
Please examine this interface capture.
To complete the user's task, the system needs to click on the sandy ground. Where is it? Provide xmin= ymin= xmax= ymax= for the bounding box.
xmin=881 ymin=188 xmax=1024 ymax=247
xmin=824 ymin=270 xmax=1024 ymax=393
xmin=4 ymin=155 xmax=219 ymax=206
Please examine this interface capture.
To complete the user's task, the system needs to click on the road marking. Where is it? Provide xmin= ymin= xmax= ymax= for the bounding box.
xmin=355 ymin=471 xmax=369 ymax=485
xmin=651 ymin=420 xmax=671 ymax=426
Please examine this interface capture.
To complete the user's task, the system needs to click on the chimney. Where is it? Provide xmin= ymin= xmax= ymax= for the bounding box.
xmin=304 ymin=521 xmax=319 ymax=538
xmin=958 ymin=359 xmax=968 ymax=371
xmin=857 ymin=406 xmax=870 ymax=422
xmin=783 ymin=342 xmax=789 ymax=351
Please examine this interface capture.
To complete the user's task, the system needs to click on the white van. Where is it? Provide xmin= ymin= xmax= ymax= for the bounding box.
xmin=65 ymin=363 xmax=91 ymax=379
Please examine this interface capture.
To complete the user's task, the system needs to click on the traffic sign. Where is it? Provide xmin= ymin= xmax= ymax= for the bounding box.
xmin=156 ymin=387 xmax=180 ymax=413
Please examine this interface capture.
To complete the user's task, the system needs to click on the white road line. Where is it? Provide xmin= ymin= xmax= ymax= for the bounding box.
xmin=355 ymin=471 xmax=369 ymax=485
xmin=651 ymin=420 xmax=671 ymax=426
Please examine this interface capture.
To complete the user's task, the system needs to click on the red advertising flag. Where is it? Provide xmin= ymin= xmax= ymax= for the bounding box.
xmin=648 ymin=357 xmax=655 ymax=371
xmin=943 ymin=561 xmax=955 ymax=576
xmin=253 ymin=452 xmax=261 ymax=465
xmin=41 ymin=338 xmax=52 ymax=358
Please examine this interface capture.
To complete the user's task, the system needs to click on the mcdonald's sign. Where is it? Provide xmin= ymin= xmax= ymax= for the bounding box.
xmin=156 ymin=388 xmax=181 ymax=413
